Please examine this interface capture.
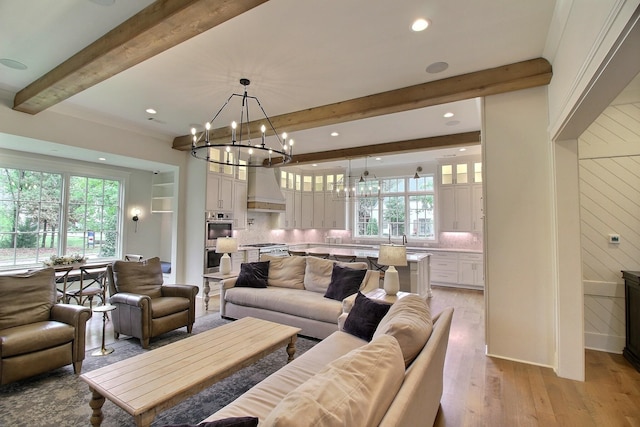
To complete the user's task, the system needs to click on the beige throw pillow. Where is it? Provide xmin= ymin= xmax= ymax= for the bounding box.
xmin=260 ymin=254 xmax=306 ymax=289
xmin=262 ymin=334 xmax=404 ymax=427
xmin=372 ymin=294 xmax=433 ymax=367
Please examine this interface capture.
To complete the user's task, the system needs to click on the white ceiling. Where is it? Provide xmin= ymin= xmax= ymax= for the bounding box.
xmin=0 ymin=0 xmax=557 ymax=170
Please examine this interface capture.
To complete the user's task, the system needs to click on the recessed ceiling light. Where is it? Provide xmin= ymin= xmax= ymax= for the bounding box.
xmin=426 ymin=61 xmax=449 ymax=74
xmin=375 ymin=157 xmax=382 ymax=161
xmin=330 ymin=132 xmax=339 ymax=137
xmin=312 ymin=164 xmax=318 ymax=167
xmin=412 ymin=18 xmax=430 ymax=32
xmin=0 ymin=58 xmax=27 ymax=70
xmin=98 ymin=157 xmax=106 ymax=161
xmin=146 ymin=108 xmax=157 ymax=114
xmin=443 ymin=112 xmax=454 ymax=118
xmin=459 ymin=148 xmax=466 ymax=152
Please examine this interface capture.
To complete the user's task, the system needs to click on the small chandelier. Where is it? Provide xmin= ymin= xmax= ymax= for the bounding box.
xmin=190 ymin=78 xmax=294 ymax=167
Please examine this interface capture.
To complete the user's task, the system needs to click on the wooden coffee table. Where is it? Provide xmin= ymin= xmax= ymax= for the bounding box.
xmin=80 ymin=317 xmax=301 ymax=426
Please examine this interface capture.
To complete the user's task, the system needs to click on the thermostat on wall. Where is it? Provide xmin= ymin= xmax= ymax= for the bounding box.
xmin=608 ymin=234 xmax=620 ymax=244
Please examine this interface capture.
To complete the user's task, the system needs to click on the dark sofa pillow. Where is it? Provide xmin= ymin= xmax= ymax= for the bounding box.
xmin=324 ymin=264 xmax=367 ymax=301
xmin=343 ymin=292 xmax=392 ymax=341
xmin=235 ymin=261 xmax=270 ymax=288
xmin=164 ymin=416 xmax=259 ymax=427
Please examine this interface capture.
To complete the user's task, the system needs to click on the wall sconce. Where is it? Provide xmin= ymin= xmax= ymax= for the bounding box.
xmin=132 ymin=208 xmax=141 ymax=232
xmin=414 ymin=166 xmax=423 ymax=179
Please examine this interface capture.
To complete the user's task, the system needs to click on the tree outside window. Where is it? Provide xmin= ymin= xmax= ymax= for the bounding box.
xmin=0 ymin=167 xmax=122 ymax=268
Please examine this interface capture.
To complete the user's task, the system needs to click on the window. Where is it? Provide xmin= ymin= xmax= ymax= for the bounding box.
xmin=0 ymin=167 xmax=122 ymax=269
xmin=354 ymin=174 xmax=435 ymax=241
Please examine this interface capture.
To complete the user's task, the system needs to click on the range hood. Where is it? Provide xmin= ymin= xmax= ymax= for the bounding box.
xmin=247 ymin=168 xmax=286 ymax=212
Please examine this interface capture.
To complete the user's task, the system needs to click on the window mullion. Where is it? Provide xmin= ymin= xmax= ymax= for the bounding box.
xmin=59 ymin=173 xmax=70 ymax=255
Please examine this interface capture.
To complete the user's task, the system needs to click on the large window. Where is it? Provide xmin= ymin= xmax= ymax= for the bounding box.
xmin=355 ymin=175 xmax=434 ymax=240
xmin=0 ymin=167 xmax=122 ymax=269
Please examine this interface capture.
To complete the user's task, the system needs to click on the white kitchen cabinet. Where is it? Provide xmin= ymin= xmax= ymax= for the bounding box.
xmin=313 ymin=192 xmax=325 ymax=228
xmin=278 ymin=190 xmax=295 ymax=229
xmin=300 ymin=192 xmax=314 ymax=228
xmin=458 ymin=253 xmax=484 ymax=288
xmin=439 ymin=185 xmax=472 ymax=231
xmin=233 ymin=180 xmax=247 ymax=229
xmin=472 ymin=184 xmax=483 ymax=233
xmin=206 ymin=173 xmax=234 ymax=211
xmin=324 ymin=192 xmax=346 ymax=229
xmin=429 ymin=252 xmax=459 ymax=285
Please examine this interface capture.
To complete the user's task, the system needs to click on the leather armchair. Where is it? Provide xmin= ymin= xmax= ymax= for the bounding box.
xmin=107 ymin=257 xmax=199 ymax=348
xmin=0 ymin=268 xmax=92 ymax=385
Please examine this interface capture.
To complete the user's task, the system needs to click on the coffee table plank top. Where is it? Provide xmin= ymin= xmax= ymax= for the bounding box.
xmin=80 ymin=317 xmax=300 ymax=421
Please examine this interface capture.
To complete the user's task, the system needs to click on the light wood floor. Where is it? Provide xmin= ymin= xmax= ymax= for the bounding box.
xmin=85 ymin=289 xmax=640 ymax=426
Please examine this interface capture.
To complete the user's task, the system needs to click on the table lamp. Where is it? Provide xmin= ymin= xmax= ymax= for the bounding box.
xmin=378 ymin=244 xmax=407 ymax=295
xmin=216 ymin=237 xmax=238 ymax=275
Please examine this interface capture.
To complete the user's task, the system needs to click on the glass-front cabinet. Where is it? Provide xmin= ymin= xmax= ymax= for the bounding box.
xmin=438 ymin=158 xmax=483 ymax=233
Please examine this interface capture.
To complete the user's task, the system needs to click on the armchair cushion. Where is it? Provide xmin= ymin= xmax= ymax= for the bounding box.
xmin=0 ymin=268 xmax=56 ymax=330
xmin=152 ymin=297 xmax=191 ymax=318
xmin=111 ymin=257 xmax=164 ymax=298
xmin=1 ymin=321 xmax=75 ymax=357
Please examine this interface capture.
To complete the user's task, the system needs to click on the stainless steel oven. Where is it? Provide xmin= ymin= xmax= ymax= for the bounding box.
xmin=205 ymin=215 xmax=233 ymax=248
xmin=204 ymin=247 xmax=224 ymax=274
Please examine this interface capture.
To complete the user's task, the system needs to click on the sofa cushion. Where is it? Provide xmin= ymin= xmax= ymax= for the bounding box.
xmin=304 ymin=257 xmax=367 ymax=294
xmin=343 ymin=292 xmax=391 ymax=341
xmin=235 ymin=261 xmax=270 ymax=288
xmin=324 ymin=265 xmax=366 ymax=301
xmin=260 ymin=255 xmax=306 ymax=289
xmin=0 ymin=268 xmax=56 ymax=330
xmin=262 ymin=334 xmax=404 ymax=427
xmin=112 ymin=257 xmax=164 ymax=298
xmin=373 ymin=294 xmax=433 ymax=367
xmin=225 ymin=287 xmax=343 ymax=323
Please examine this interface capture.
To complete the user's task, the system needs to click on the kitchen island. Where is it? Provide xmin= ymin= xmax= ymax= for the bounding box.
xmin=302 ymin=246 xmax=431 ymax=297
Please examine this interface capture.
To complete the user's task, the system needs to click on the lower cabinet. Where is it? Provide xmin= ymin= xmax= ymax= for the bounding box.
xmin=430 ymin=251 xmax=484 ymax=290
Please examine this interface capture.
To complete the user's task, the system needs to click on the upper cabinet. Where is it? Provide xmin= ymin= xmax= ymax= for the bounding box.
xmin=151 ymin=172 xmax=174 ymax=213
xmin=438 ymin=158 xmax=483 ymax=233
xmin=205 ymin=147 xmax=248 ymax=228
xmin=277 ymin=168 xmax=346 ymax=230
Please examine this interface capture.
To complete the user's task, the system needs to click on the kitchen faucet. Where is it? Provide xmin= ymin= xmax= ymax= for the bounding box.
xmin=402 ymin=234 xmax=407 ymax=245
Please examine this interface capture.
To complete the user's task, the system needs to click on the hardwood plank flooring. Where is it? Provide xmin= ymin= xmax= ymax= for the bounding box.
xmin=85 ymin=288 xmax=640 ymax=426
xmin=429 ymin=286 xmax=640 ymax=427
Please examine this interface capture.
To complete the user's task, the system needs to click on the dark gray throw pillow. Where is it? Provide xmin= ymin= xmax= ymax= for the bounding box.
xmin=324 ymin=264 xmax=367 ymax=301
xmin=235 ymin=261 xmax=270 ymax=288
xmin=343 ymin=292 xmax=392 ymax=341
xmin=163 ymin=416 xmax=259 ymax=427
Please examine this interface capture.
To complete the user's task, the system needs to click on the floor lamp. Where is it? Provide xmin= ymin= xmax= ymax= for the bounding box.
xmin=216 ymin=237 xmax=238 ymax=275
xmin=378 ymin=244 xmax=407 ymax=295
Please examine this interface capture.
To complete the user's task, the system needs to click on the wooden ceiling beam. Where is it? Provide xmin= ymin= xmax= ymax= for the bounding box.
xmin=264 ymin=131 xmax=481 ymax=167
xmin=13 ymin=0 xmax=269 ymax=114
xmin=173 ymin=58 xmax=551 ymax=150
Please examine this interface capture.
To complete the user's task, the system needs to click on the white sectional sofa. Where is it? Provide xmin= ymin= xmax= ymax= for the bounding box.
xmin=220 ymin=255 xmax=380 ymax=339
xmin=203 ymin=294 xmax=455 ymax=427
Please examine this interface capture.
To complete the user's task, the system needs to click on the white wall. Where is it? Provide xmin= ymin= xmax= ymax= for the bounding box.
xmin=483 ymin=86 xmax=556 ymax=367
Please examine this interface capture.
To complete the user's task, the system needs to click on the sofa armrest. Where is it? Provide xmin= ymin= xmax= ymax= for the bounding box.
xmin=110 ymin=292 xmax=150 ymax=307
xmin=161 ymin=284 xmax=199 ymax=299
xmin=360 ymin=270 xmax=380 ymax=294
xmin=337 ymin=312 xmax=349 ymax=331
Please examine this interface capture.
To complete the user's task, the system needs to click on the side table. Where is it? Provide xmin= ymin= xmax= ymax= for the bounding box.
xmin=202 ymin=271 xmax=239 ymax=311
xmin=365 ymin=288 xmax=413 ymax=304
xmin=92 ymin=304 xmax=117 ymax=356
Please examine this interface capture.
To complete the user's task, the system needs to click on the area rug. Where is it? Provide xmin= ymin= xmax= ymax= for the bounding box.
xmin=0 ymin=314 xmax=318 ymax=426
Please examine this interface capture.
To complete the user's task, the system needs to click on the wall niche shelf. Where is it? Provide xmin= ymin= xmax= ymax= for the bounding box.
xmin=151 ymin=172 xmax=174 ymax=213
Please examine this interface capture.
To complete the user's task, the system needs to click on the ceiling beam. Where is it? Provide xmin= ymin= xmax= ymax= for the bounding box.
xmin=13 ymin=0 xmax=269 ymax=114
xmin=263 ymin=131 xmax=481 ymax=166
xmin=173 ymin=58 xmax=551 ymax=150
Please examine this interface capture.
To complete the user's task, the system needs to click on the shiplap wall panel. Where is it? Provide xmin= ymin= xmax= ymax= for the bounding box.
xmin=579 ymin=100 xmax=640 ymax=352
